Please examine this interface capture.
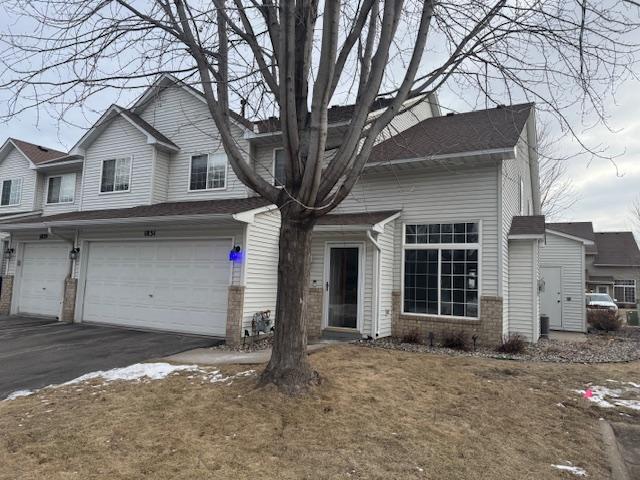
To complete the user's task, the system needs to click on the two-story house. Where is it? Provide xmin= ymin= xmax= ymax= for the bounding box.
xmin=0 ymin=74 xmax=545 ymax=346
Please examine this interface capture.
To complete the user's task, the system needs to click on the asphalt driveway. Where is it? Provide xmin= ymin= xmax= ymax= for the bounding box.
xmin=0 ymin=316 xmax=221 ymax=399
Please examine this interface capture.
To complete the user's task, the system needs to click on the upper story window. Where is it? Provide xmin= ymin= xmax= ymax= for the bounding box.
xmin=189 ymin=153 xmax=227 ymax=191
xmin=100 ymin=157 xmax=131 ymax=193
xmin=0 ymin=178 xmax=22 ymax=206
xmin=273 ymin=149 xmax=286 ymax=186
xmin=403 ymin=223 xmax=480 ymax=319
xmin=47 ymin=173 xmax=76 ymax=204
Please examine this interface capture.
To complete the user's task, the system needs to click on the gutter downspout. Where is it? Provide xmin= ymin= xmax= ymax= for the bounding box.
xmin=47 ymin=227 xmax=76 ymax=278
xmin=367 ymin=230 xmax=381 ymax=339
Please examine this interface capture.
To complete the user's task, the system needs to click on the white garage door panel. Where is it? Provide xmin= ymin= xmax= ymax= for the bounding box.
xmin=83 ymin=240 xmax=230 ymax=336
xmin=18 ymin=243 xmax=69 ymax=317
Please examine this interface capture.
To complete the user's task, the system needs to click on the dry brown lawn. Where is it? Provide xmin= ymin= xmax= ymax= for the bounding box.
xmin=1 ymin=345 xmax=639 ymax=479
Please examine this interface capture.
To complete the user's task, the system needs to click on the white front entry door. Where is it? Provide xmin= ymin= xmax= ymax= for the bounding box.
xmin=82 ymin=239 xmax=231 ymax=336
xmin=540 ymin=266 xmax=562 ymax=329
xmin=17 ymin=243 xmax=69 ymax=317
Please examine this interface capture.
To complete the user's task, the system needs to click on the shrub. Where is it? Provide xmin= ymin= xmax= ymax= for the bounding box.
xmin=587 ymin=310 xmax=623 ymax=332
xmin=401 ymin=329 xmax=422 ymax=344
xmin=441 ymin=331 xmax=469 ymax=351
xmin=496 ymin=334 xmax=527 ymax=354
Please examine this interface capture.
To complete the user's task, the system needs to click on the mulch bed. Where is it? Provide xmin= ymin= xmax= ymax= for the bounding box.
xmin=357 ymin=327 xmax=640 ymax=363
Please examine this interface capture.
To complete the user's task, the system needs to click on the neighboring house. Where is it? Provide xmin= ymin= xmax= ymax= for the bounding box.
xmin=0 ymin=74 xmax=544 ymax=346
xmin=547 ymin=222 xmax=640 ymax=310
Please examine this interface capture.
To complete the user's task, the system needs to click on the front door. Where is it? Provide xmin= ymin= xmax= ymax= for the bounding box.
xmin=540 ymin=266 xmax=562 ymax=329
xmin=326 ymin=246 xmax=361 ymax=330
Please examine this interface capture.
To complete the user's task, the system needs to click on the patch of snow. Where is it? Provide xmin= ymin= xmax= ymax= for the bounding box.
xmin=552 ymin=464 xmax=587 ymax=476
xmin=63 ymin=363 xmax=200 ymax=385
xmin=613 ymin=399 xmax=640 ymax=411
xmin=4 ymin=390 xmax=34 ymax=401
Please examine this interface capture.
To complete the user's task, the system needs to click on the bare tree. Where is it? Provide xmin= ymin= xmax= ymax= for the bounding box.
xmin=537 ymin=122 xmax=580 ymax=220
xmin=632 ymin=195 xmax=640 ymax=229
xmin=0 ymin=0 xmax=638 ymax=393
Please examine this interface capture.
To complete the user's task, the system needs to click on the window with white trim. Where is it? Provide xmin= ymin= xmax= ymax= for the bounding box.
xmin=189 ymin=153 xmax=227 ymax=190
xmin=403 ymin=223 xmax=480 ymax=318
xmin=100 ymin=157 xmax=131 ymax=193
xmin=47 ymin=173 xmax=76 ymax=204
xmin=0 ymin=178 xmax=22 ymax=206
xmin=273 ymin=149 xmax=286 ymax=186
xmin=614 ymin=280 xmax=636 ymax=304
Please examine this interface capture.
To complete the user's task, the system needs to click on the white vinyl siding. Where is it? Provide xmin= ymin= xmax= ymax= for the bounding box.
xmin=0 ymin=147 xmax=35 ymax=213
xmin=500 ymin=125 xmax=533 ymax=332
xmin=335 ymin=164 xmax=500 ymax=298
xmin=150 ymin=148 xmax=170 ymax=203
xmin=81 ymin=115 xmax=153 ymax=210
xmin=540 ymin=231 xmax=586 ymax=332
xmin=137 ymin=85 xmax=252 ymax=201
xmin=376 ymin=220 xmax=396 ymax=338
xmin=242 ymin=209 xmax=281 ymax=331
xmin=508 ymin=240 xmax=540 ymax=342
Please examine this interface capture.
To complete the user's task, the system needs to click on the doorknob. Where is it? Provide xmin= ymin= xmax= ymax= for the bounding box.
xmin=325 ymin=282 xmax=329 ymax=291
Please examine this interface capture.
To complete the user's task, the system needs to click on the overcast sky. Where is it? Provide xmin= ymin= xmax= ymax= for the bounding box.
xmin=0 ymin=12 xmax=638 ymax=237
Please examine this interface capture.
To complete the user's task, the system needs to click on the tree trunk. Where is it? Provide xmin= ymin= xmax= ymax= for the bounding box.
xmin=259 ymin=209 xmax=319 ymax=394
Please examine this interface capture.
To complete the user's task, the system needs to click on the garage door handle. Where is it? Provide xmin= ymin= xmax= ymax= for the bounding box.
xmin=42 ymin=287 xmax=46 ymax=291
xmin=148 ymin=294 xmax=154 ymax=298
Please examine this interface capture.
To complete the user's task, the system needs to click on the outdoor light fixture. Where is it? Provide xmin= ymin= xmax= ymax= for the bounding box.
xmin=228 ymin=245 xmax=243 ymax=262
xmin=3 ymin=247 xmax=15 ymax=260
xmin=69 ymin=247 xmax=80 ymax=261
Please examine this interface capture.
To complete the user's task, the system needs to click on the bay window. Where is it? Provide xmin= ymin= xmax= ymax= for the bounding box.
xmin=403 ymin=223 xmax=480 ymax=318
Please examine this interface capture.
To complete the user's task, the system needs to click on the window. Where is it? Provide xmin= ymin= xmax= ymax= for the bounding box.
xmin=403 ymin=223 xmax=480 ymax=318
xmin=273 ymin=149 xmax=286 ymax=186
xmin=0 ymin=178 xmax=22 ymax=206
xmin=47 ymin=173 xmax=76 ymax=204
xmin=189 ymin=153 xmax=227 ymax=190
xmin=614 ymin=280 xmax=636 ymax=304
xmin=100 ymin=157 xmax=131 ymax=193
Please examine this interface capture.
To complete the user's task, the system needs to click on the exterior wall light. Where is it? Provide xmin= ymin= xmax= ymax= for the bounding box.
xmin=3 ymin=247 xmax=15 ymax=260
xmin=229 ymin=245 xmax=243 ymax=262
xmin=69 ymin=247 xmax=80 ymax=261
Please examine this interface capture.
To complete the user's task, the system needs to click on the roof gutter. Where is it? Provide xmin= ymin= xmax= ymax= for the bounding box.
xmin=0 ymin=213 xmax=237 ymax=231
xmin=365 ymin=147 xmax=516 ymax=169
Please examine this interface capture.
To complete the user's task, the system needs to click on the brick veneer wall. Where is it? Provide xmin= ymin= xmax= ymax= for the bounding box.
xmin=61 ymin=277 xmax=77 ymax=322
xmin=225 ymin=285 xmax=245 ymax=346
xmin=0 ymin=275 xmax=13 ymax=315
xmin=391 ymin=291 xmax=503 ymax=347
xmin=307 ymin=287 xmax=323 ymax=340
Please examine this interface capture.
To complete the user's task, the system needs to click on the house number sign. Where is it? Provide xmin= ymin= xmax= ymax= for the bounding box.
xmin=144 ymin=230 xmax=156 ymax=237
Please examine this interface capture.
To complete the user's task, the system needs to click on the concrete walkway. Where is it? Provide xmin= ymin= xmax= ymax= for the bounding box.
xmin=610 ymin=422 xmax=640 ymax=479
xmin=164 ymin=341 xmax=336 ymax=365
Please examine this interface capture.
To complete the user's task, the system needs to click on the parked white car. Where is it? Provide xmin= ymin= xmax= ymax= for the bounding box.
xmin=585 ymin=293 xmax=619 ymax=312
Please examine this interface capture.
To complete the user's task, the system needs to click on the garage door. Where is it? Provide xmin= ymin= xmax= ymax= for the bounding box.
xmin=82 ymin=240 xmax=231 ymax=336
xmin=18 ymin=243 xmax=69 ymax=317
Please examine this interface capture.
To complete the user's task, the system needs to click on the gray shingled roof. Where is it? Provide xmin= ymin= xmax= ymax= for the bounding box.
xmin=368 ymin=103 xmax=533 ymax=163
xmin=317 ymin=210 xmax=400 ymax=226
xmin=0 ymin=197 xmax=271 ymax=226
xmin=509 ymin=215 xmax=546 ymax=237
xmin=546 ymin=222 xmax=596 ymax=254
xmin=118 ymin=107 xmax=179 ymax=149
xmin=593 ymin=232 xmax=640 ymax=266
xmin=9 ymin=138 xmax=67 ymax=164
